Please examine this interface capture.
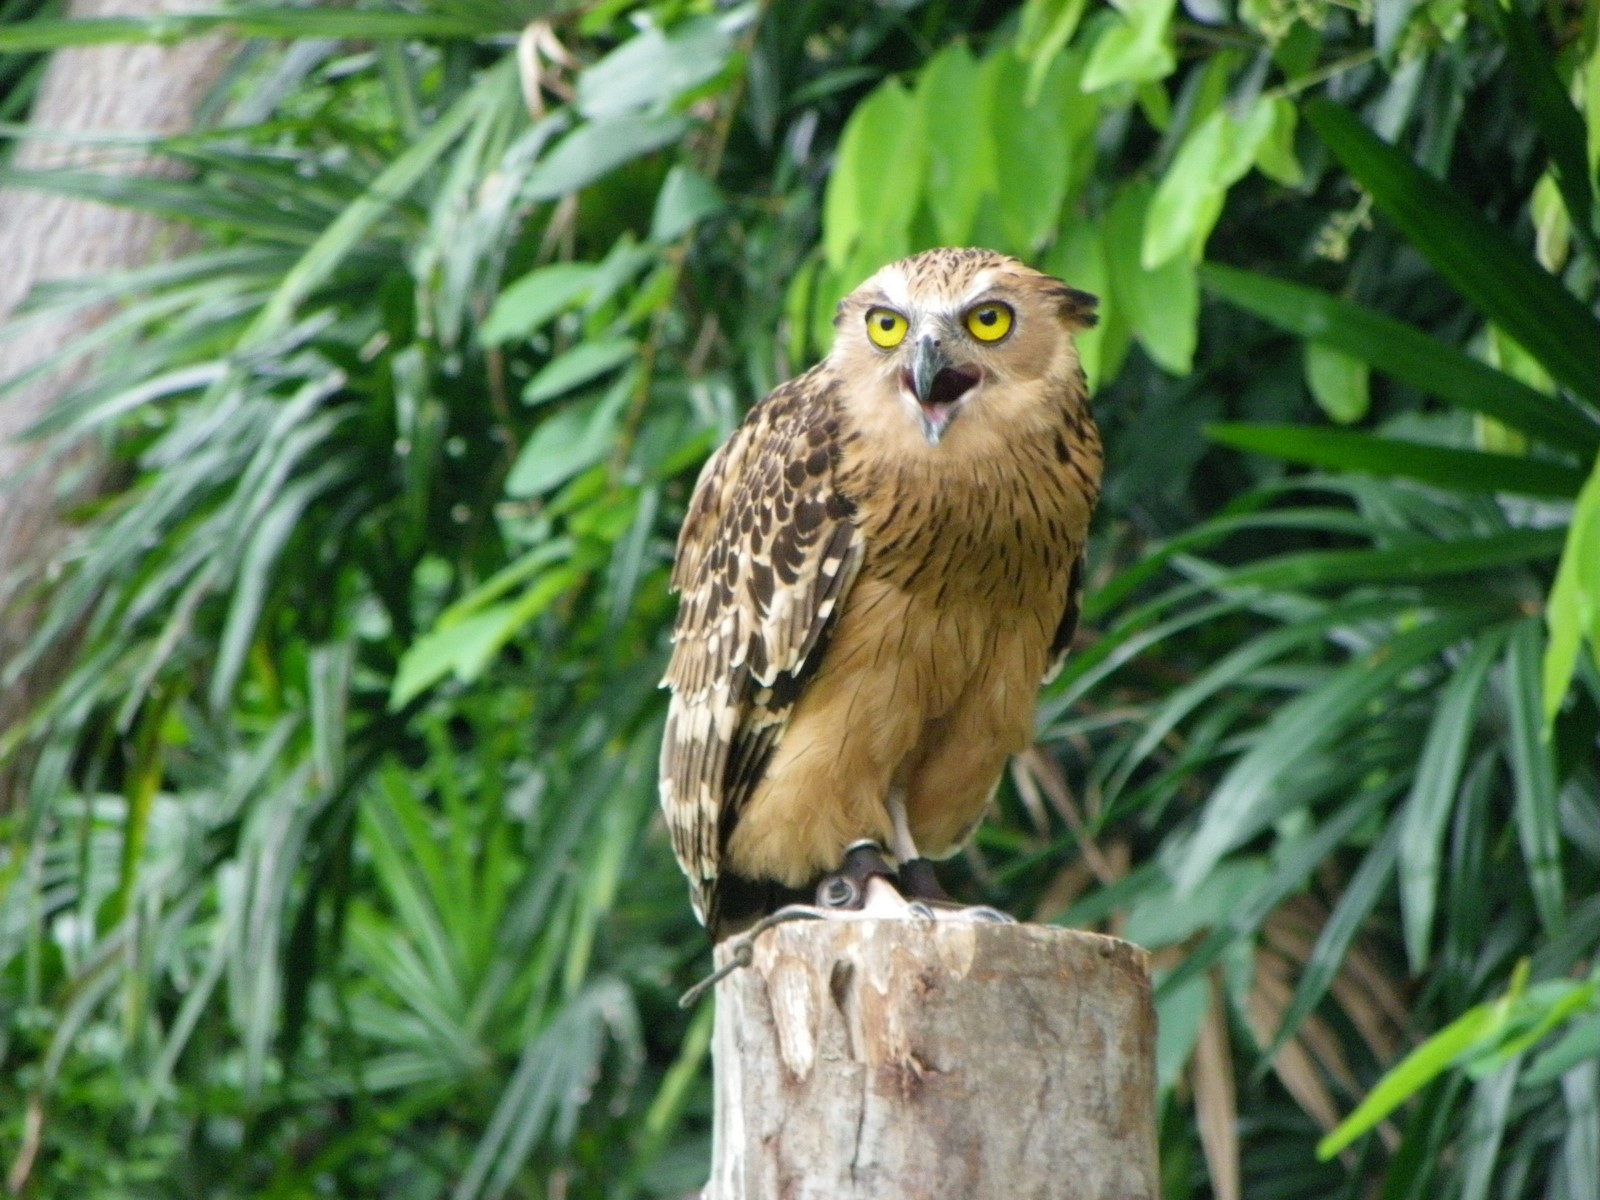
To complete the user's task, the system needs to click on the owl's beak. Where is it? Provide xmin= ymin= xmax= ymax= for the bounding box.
xmin=903 ymin=336 xmax=980 ymax=447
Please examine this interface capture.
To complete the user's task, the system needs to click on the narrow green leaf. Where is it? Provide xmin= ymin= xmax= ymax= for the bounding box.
xmin=1318 ymin=1000 xmax=1503 ymax=1158
xmin=1267 ymin=822 xmax=1400 ymax=1061
xmin=1399 ymin=629 xmax=1507 ymax=972
xmin=1201 ymin=265 xmax=1600 ymax=453
xmin=1103 ymin=596 xmax=1404 ymax=803
xmin=1304 ymin=99 xmax=1600 ymax=406
xmin=0 ymin=8 xmax=495 ymax=51
xmin=1525 ymin=1014 xmax=1600 ymax=1087
xmin=1177 ymin=611 xmax=1481 ymax=893
xmin=1542 ymin=451 xmax=1600 ymax=726
xmin=1506 ymin=619 xmax=1566 ymax=935
xmin=1155 ymin=970 xmax=1209 ymax=1092
xmin=1486 ymin=1 xmax=1598 ymax=265
xmin=1207 ymin=422 xmax=1589 ymax=499
xmin=246 ymin=62 xmax=510 ymax=344
xmin=1458 ymin=1061 xmax=1519 ymax=1200
xmin=1562 ymin=1060 xmax=1600 ymax=1200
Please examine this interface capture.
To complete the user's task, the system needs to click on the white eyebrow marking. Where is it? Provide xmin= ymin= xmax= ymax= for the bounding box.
xmin=875 ymin=268 xmax=913 ymax=313
xmin=960 ymin=268 xmax=1000 ymax=305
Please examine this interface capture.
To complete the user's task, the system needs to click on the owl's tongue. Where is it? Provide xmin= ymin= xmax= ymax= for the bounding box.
xmin=903 ymin=364 xmax=980 ymax=446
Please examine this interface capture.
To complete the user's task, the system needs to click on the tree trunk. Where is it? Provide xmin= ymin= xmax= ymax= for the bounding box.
xmin=0 ymin=0 xmax=234 ymax=803
xmin=706 ymin=920 xmax=1160 ymax=1200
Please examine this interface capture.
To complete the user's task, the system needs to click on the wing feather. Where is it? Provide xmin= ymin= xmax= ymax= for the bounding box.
xmin=659 ymin=368 xmax=863 ymax=926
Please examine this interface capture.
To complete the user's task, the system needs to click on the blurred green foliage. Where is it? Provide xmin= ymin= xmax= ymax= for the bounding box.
xmin=1 ymin=0 xmax=1597 ymax=1196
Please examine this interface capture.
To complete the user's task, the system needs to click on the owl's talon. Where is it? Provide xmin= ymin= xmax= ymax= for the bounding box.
xmin=963 ymin=905 xmax=1015 ymax=924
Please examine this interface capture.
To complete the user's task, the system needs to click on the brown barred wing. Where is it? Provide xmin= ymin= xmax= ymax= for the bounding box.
xmin=659 ymin=371 xmax=863 ymax=928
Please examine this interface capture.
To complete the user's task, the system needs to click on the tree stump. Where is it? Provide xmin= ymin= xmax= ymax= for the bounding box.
xmin=706 ymin=920 xmax=1159 ymax=1199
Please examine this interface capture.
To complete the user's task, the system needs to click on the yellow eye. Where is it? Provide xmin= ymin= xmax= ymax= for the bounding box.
xmin=865 ymin=307 xmax=909 ymax=349
xmin=965 ymin=302 xmax=1013 ymax=343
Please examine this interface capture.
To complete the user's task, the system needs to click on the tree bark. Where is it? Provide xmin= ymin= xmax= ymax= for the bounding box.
xmin=707 ymin=920 xmax=1160 ymax=1200
xmin=0 ymin=0 xmax=234 ymax=803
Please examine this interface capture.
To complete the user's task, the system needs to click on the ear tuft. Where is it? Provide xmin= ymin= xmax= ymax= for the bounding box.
xmin=1056 ymin=286 xmax=1099 ymax=330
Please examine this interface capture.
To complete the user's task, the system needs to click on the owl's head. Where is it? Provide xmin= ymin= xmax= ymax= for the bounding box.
xmin=830 ymin=247 xmax=1097 ymax=449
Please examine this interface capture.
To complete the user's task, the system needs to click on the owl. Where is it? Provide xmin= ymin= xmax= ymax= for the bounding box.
xmin=660 ymin=247 xmax=1102 ymax=939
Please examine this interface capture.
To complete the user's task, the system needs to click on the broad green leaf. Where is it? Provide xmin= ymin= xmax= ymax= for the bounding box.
xmin=650 ymin=165 xmax=724 ymax=242
xmin=1506 ymin=619 xmax=1566 ymax=935
xmin=1043 ymin=223 xmax=1122 ymax=389
xmin=1144 ymin=97 xmax=1275 ymax=268
xmin=1200 ymin=265 xmax=1600 ymax=453
xmin=1399 ymin=630 xmax=1506 ymax=973
xmin=1107 ymin=181 xmax=1197 ymax=374
xmin=1532 ymin=171 xmax=1573 ymax=273
xmin=1206 ymin=423 xmax=1590 ymax=498
xmin=1082 ymin=0 xmax=1176 ymax=91
xmin=822 ymin=80 xmax=924 ymax=269
xmin=1254 ymin=96 xmax=1303 ymax=186
xmin=1303 ymin=342 xmax=1369 ymax=424
xmin=1542 ymin=451 xmax=1600 ymax=726
xmin=480 ymin=263 xmax=597 ymax=346
xmin=1304 ymin=99 xmax=1600 ymax=407
xmin=1177 ymin=611 xmax=1482 ymax=893
xmin=1015 ymin=0 xmax=1089 ymax=103
xmin=523 ymin=114 xmax=689 ymax=204
xmin=506 ymin=373 xmax=632 ymax=498
xmin=575 ymin=15 xmax=733 ymax=120
xmin=989 ymin=47 xmax=1094 ymax=251
xmin=917 ymin=44 xmax=997 ymax=246
xmin=522 ymin=339 xmax=637 ymax=406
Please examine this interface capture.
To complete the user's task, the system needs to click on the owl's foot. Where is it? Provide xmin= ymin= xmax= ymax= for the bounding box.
xmin=811 ymin=841 xmax=936 ymax=920
xmin=898 ymin=857 xmax=1014 ymax=923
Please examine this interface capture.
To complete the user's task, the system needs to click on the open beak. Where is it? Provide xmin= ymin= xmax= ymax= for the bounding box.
xmin=902 ymin=336 xmax=980 ymax=447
